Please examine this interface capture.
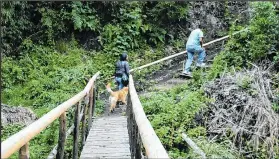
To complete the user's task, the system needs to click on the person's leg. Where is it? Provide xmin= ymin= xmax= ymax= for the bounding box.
xmin=115 ymin=77 xmax=124 ymax=90
xmin=196 ymin=46 xmax=206 ymax=65
xmin=185 ymin=47 xmax=194 ymax=72
xmin=119 ymin=81 xmax=124 ymax=90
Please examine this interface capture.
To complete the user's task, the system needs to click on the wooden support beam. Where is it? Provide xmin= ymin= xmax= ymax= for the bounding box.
xmin=87 ymin=86 xmax=94 ymax=133
xmin=92 ymin=87 xmax=97 ymax=118
xmin=48 ymin=107 xmax=84 ymax=159
xmin=56 ymin=112 xmax=67 ymax=159
xmin=19 ymin=143 xmax=29 ymax=159
xmin=73 ymin=101 xmax=81 ymax=159
xmin=81 ymin=100 xmax=87 ymax=146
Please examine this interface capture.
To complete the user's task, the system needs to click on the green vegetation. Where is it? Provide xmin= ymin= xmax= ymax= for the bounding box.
xmin=224 ymin=2 xmax=279 ymax=67
xmin=2 ymin=1 xmax=278 ymax=159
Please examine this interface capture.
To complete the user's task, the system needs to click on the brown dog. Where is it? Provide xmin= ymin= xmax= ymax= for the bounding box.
xmin=106 ymin=83 xmax=128 ymax=113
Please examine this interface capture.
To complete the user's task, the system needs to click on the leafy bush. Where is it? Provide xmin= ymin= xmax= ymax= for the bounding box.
xmin=224 ymin=2 xmax=279 ymax=67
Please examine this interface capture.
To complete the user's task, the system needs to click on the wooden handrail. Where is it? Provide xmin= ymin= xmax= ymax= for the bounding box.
xmin=128 ymin=75 xmax=169 ymax=158
xmin=1 ymin=71 xmax=100 ymax=158
xmin=129 ymin=29 xmax=247 ymax=73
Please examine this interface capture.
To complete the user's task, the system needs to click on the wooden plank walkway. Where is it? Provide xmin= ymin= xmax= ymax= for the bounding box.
xmin=80 ymin=115 xmax=131 ymax=159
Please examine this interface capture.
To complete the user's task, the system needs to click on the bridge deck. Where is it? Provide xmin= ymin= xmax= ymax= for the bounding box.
xmin=80 ymin=115 xmax=131 ymax=159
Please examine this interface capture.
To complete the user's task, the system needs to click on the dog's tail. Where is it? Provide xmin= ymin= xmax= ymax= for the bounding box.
xmin=106 ymin=83 xmax=113 ymax=94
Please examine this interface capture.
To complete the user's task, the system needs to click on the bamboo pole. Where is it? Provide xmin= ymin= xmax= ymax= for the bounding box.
xmin=56 ymin=112 xmax=67 ymax=159
xmin=1 ymin=72 xmax=100 ymax=158
xmin=19 ymin=143 xmax=29 ymax=159
xmin=182 ymin=133 xmax=206 ymax=159
xmin=129 ymin=75 xmax=169 ymax=158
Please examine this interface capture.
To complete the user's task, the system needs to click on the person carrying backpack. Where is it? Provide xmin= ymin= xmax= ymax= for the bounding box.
xmin=114 ymin=52 xmax=130 ymax=90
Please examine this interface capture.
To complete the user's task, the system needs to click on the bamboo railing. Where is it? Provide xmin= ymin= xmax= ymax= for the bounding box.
xmin=1 ymin=72 xmax=100 ymax=159
xmin=127 ymin=75 xmax=170 ymax=159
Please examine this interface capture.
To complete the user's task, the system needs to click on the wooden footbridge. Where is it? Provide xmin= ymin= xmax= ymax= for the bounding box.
xmin=1 ymin=30 xmax=246 ymax=159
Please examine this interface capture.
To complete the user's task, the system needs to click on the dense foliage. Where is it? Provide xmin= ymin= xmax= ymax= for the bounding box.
xmin=2 ymin=1 xmax=189 ymax=57
xmin=223 ymin=2 xmax=279 ymax=67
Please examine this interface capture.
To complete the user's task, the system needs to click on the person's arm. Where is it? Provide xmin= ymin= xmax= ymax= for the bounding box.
xmin=199 ymin=31 xmax=203 ymax=48
xmin=200 ymin=37 xmax=204 ymax=47
xmin=125 ymin=62 xmax=130 ymax=76
xmin=199 ymin=30 xmax=204 ymax=48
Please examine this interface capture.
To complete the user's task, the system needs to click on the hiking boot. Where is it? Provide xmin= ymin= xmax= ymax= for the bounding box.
xmin=196 ymin=63 xmax=206 ymax=68
xmin=182 ymin=71 xmax=192 ymax=77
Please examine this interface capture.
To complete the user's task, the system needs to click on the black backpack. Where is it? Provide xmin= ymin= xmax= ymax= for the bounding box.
xmin=115 ymin=61 xmax=129 ymax=85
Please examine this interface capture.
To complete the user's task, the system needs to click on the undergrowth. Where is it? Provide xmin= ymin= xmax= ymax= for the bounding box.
xmin=140 ymin=80 xmax=238 ymax=158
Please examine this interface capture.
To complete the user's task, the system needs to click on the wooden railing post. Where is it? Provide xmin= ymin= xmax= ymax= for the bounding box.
xmin=81 ymin=98 xmax=87 ymax=146
xmin=19 ymin=143 xmax=29 ymax=159
xmin=87 ymin=86 xmax=94 ymax=133
xmin=56 ymin=112 xmax=66 ymax=159
xmin=73 ymin=101 xmax=81 ymax=159
xmin=96 ymin=84 xmax=99 ymax=100
xmin=92 ymin=86 xmax=96 ymax=118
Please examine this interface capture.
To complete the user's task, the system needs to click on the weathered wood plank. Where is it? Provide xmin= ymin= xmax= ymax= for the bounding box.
xmin=80 ymin=116 xmax=131 ymax=159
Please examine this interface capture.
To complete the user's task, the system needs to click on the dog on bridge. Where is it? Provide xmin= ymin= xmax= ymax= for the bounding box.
xmin=106 ymin=83 xmax=129 ymax=113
